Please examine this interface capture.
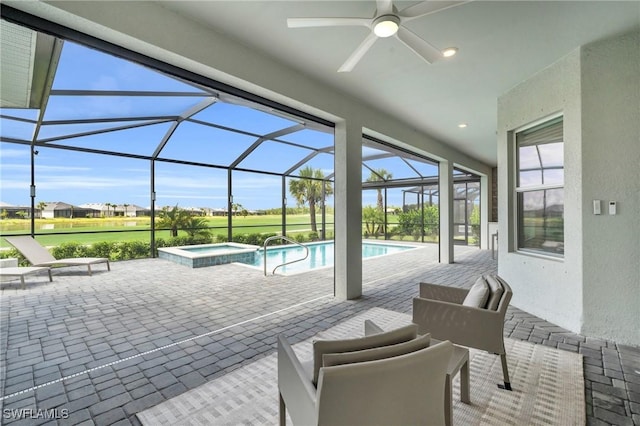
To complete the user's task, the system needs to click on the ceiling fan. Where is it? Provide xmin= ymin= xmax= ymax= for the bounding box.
xmin=287 ymin=0 xmax=468 ymax=72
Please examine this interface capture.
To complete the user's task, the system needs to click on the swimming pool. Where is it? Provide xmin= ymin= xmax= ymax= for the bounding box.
xmin=242 ymin=241 xmax=418 ymax=274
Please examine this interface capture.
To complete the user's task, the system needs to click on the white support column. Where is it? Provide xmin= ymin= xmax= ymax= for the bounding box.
xmin=439 ymin=160 xmax=454 ymax=263
xmin=480 ymin=174 xmax=489 ymax=249
xmin=334 ymin=119 xmax=362 ymax=300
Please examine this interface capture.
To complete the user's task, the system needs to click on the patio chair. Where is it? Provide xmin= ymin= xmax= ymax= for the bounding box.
xmin=278 ymin=321 xmax=453 ymax=425
xmin=4 ymin=236 xmax=110 ymax=276
xmin=412 ymin=274 xmax=513 ymax=390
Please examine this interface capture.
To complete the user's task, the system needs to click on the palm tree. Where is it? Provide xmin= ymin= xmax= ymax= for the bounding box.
xmin=231 ymin=203 xmax=244 ymax=217
xmin=105 ymin=202 xmax=113 ymax=218
xmin=184 ymin=216 xmax=212 ymax=240
xmin=366 ymin=168 xmax=392 ymax=212
xmin=156 ymin=205 xmax=192 ymax=237
xmin=289 ymin=166 xmax=333 ymax=233
xmin=37 ymin=201 xmax=47 ymax=219
xmin=123 ymin=203 xmax=130 ymax=217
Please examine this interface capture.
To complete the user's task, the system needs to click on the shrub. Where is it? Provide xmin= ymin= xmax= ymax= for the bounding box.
xmin=243 ymin=233 xmax=263 ymax=246
xmin=293 ymin=233 xmax=308 ymax=243
xmin=0 ymin=248 xmax=29 ymax=266
xmin=113 ymin=241 xmax=149 ymax=260
xmin=90 ymin=241 xmax=114 ymax=258
xmin=51 ymin=242 xmax=89 ymax=259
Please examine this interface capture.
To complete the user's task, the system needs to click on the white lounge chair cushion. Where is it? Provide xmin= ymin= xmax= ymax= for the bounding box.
xmin=312 ymin=323 xmax=417 ymax=385
xmin=322 ymin=333 xmax=431 ymax=368
xmin=462 ymin=276 xmax=490 ymax=308
xmin=485 ymin=274 xmax=505 ymax=311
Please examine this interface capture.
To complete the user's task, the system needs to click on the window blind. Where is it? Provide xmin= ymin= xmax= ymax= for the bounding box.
xmin=517 ymin=118 xmax=563 ymax=147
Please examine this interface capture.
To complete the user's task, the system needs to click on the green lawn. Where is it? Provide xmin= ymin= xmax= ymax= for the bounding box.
xmin=0 ymin=215 xmax=335 ymax=248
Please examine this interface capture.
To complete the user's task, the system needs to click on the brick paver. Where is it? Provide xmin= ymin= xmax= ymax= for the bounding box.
xmin=0 ymin=243 xmax=638 ymax=425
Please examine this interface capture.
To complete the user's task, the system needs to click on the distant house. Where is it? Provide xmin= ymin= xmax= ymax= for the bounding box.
xmin=0 ymin=201 xmax=34 ymax=219
xmin=80 ymin=203 xmax=150 ymax=217
xmin=209 ymin=207 xmax=228 ymax=217
xmin=42 ymin=202 xmax=99 ymax=219
xmin=115 ymin=204 xmax=150 ymax=217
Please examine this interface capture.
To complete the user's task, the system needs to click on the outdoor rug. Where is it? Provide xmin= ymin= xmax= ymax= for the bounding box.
xmin=137 ymin=307 xmax=585 ymax=425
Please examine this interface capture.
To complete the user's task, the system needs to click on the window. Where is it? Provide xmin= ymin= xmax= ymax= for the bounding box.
xmin=515 ymin=116 xmax=564 ymax=256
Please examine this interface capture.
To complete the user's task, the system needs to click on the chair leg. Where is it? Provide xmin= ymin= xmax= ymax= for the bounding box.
xmin=279 ymin=392 xmax=286 ymax=426
xmin=497 ymin=353 xmax=512 ymax=391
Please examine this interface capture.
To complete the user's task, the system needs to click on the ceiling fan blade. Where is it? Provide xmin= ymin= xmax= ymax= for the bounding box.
xmin=396 ymin=27 xmax=442 ymax=64
xmin=398 ymin=1 xmax=470 ymax=20
xmin=287 ymin=17 xmax=370 ymax=28
xmin=376 ymin=0 xmax=394 ymax=15
xmin=338 ymin=32 xmax=378 ymax=72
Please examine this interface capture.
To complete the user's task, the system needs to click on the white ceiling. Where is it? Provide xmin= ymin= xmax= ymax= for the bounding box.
xmin=159 ymin=1 xmax=639 ymax=166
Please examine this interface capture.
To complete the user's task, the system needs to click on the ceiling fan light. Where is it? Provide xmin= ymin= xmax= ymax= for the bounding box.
xmin=442 ymin=47 xmax=458 ymax=57
xmin=373 ymin=15 xmax=400 ymax=38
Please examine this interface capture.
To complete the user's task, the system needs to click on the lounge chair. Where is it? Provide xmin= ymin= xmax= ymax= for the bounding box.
xmin=4 ymin=236 xmax=110 ymax=276
xmin=0 ymin=266 xmax=52 ymax=289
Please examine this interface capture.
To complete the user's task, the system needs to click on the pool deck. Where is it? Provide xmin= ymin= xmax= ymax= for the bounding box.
xmin=1 ymin=243 xmax=638 ymax=425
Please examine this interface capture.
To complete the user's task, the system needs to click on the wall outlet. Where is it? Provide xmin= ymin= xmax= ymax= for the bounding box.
xmin=609 ymin=201 xmax=617 ymax=215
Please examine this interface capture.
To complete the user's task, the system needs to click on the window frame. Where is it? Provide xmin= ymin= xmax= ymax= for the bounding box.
xmin=514 ymin=113 xmax=565 ymax=258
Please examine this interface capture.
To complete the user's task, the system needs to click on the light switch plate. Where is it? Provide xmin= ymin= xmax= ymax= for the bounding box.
xmin=609 ymin=201 xmax=617 ymax=215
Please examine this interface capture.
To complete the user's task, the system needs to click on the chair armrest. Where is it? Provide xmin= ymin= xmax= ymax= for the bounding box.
xmin=412 ymin=297 xmax=506 ymax=354
xmin=364 ymin=319 xmax=384 ymax=336
xmin=277 ymin=335 xmax=317 ymax=425
xmin=419 ymin=282 xmax=468 ymax=304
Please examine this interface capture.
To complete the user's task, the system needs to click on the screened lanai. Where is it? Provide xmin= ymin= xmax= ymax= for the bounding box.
xmin=0 ymin=17 xmax=450 ymax=257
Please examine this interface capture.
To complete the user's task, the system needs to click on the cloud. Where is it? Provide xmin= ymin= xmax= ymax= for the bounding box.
xmin=155 ymin=175 xmax=224 ymax=190
xmin=0 ymin=149 xmax=30 ymax=159
xmin=33 ymin=175 xmax=149 ymax=189
xmin=157 ymin=194 xmax=227 ymax=200
xmin=0 ymin=179 xmax=30 ymax=189
xmin=154 ymin=174 xmax=280 ymax=191
xmin=1 ymin=164 xmax=92 ymax=172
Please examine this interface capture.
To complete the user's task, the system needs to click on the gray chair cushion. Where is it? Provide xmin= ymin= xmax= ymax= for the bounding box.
xmin=485 ymin=274 xmax=505 ymax=311
xmin=322 ymin=333 xmax=431 ymax=368
xmin=312 ymin=323 xmax=417 ymax=385
xmin=462 ymin=276 xmax=490 ymax=308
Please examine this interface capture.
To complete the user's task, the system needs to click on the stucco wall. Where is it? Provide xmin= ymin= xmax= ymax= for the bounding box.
xmin=580 ymin=32 xmax=640 ymax=346
xmin=498 ymin=31 xmax=640 ymax=346
xmin=497 ymin=50 xmax=584 ymax=333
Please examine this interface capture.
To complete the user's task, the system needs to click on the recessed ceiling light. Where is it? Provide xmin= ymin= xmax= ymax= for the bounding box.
xmin=458 ymin=123 xmax=468 ymax=128
xmin=442 ymin=47 xmax=458 ymax=58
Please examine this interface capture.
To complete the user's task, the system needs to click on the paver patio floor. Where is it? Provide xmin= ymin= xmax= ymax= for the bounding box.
xmin=1 ymin=244 xmax=638 ymax=425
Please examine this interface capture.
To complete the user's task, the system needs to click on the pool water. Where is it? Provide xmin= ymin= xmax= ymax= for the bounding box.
xmin=183 ymin=245 xmax=239 ymax=253
xmin=243 ymin=241 xmax=416 ymax=274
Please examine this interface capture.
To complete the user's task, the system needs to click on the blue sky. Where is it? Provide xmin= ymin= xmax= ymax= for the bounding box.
xmin=0 ymin=39 xmax=441 ymax=211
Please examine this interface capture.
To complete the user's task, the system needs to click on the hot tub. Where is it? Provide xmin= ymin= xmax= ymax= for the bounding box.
xmin=157 ymin=242 xmax=260 ymax=268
